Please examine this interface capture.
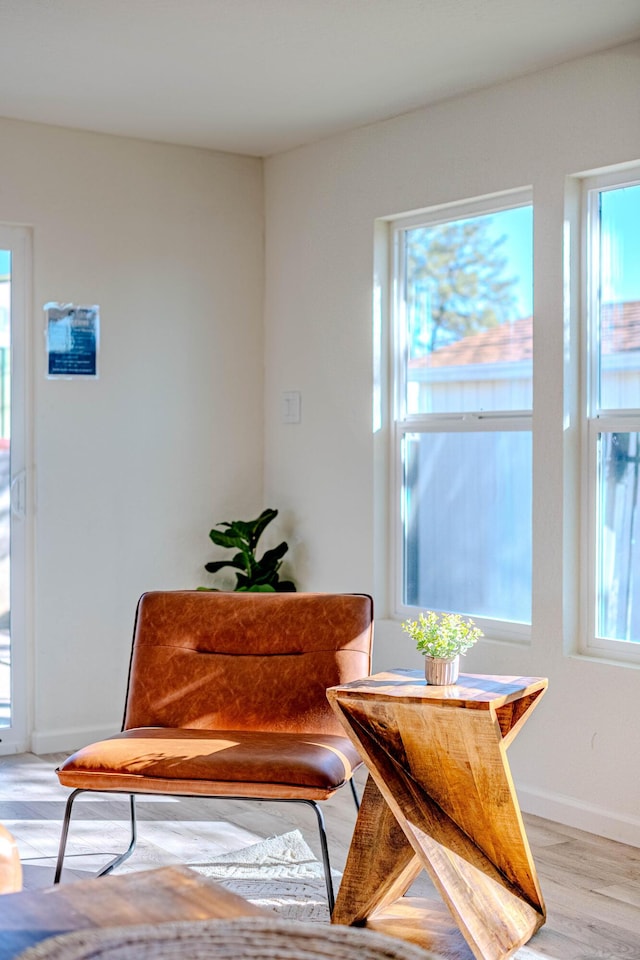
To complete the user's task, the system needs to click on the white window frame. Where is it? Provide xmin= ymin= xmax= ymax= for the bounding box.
xmin=581 ymin=167 xmax=640 ymax=663
xmin=389 ymin=189 xmax=533 ymax=642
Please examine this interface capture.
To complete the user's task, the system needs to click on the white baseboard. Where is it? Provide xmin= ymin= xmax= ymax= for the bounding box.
xmin=518 ymin=784 xmax=640 ymax=849
xmin=31 ymin=723 xmax=120 ymax=755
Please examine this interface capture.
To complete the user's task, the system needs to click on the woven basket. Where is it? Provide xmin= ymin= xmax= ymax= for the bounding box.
xmin=16 ymin=917 xmax=441 ymax=960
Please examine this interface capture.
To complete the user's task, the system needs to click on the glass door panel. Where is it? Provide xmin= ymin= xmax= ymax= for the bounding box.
xmin=0 ymin=226 xmax=29 ymax=753
xmin=0 ymin=248 xmax=10 ymax=728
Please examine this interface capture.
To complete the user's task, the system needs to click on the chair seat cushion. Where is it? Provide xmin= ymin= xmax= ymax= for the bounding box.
xmin=57 ymin=728 xmax=363 ymax=800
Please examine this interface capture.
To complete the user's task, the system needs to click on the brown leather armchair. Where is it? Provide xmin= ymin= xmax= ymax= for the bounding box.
xmin=0 ymin=824 xmax=22 ymax=894
xmin=54 ymin=591 xmax=373 ymax=911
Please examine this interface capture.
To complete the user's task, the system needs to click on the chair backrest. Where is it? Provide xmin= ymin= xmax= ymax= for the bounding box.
xmin=123 ymin=591 xmax=373 ymax=735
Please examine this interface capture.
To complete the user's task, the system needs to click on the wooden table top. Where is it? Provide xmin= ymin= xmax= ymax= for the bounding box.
xmin=0 ymin=865 xmax=267 ymax=960
xmin=329 ymin=669 xmax=548 ymax=708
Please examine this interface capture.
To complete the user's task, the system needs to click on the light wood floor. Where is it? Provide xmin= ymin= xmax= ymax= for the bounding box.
xmin=1 ymin=752 xmax=639 ymax=959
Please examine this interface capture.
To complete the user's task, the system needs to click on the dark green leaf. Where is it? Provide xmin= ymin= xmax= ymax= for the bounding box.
xmin=204 ymin=555 xmax=246 ymax=574
xmin=248 ymin=567 xmax=278 ymax=585
xmin=209 ymin=529 xmax=244 ymax=549
xmin=234 ymin=572 xmax=253 ymax=589
xmin=226 ymin=520 xmax=254 ymax=541
xmin=249 ymin=508 xmax=278 ymax=547
xmin=252 ymin=561 xmax=280 ymax=580
xmin=259 ymin=541 xmax=288 ymax=567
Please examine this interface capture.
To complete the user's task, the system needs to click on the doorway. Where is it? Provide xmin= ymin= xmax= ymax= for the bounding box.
xmin=0 ymin=225 xmax=31 ymax=754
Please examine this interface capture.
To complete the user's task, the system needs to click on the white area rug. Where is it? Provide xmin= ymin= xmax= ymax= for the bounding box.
xmin=193 ymin=831 xmax=546 ymax=958
xmin=195 ymin=830 xmax=337 ymax=922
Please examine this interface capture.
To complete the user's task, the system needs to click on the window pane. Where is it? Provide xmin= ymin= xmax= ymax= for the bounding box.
xmin=402 ymin=430 xmax=531 ymax=623
xmin=597 ymin=432 xmax=640 ymax=643
xmin=598 ymin=184 xmax=640 ymax=411
xmin=403 ymin=206 xmax=532 ymax=415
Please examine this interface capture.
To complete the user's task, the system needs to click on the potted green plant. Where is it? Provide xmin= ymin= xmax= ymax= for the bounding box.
xmin=202 ymin=507 xmax=296 ymax=592
xmin=402 ymin=610 xmax=483 ymax=685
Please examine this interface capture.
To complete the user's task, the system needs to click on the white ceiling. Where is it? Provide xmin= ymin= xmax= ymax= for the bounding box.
xmin=1 ymin=0 xmax=639 ymax=157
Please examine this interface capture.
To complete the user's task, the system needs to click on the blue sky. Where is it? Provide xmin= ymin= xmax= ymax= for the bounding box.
xmin=484 ymin=186 xmax=640 ymax=315
xmin=484 ymin=206 xmax=533 ymax=319
xmin=0 ymin=250 xmax=10 ymax=275
xmin=601 ymin=183 xmax=640 ymax=304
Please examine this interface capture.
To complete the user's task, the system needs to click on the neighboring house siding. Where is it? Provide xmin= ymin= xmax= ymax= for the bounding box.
xmin=408 ymin=302 xmax=640 ymax=412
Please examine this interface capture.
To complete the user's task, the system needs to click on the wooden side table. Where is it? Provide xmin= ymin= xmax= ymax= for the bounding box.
xmin=327 ymin=670 xmax=547 ymax=960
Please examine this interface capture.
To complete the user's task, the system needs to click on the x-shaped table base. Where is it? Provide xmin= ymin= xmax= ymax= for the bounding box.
xmin=328 ymin=670 xmax=547 ymax=960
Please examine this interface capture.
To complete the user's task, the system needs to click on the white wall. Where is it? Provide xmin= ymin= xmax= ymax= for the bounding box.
xmin=0 ymin=117 xmax=264 ymax=752
xmin=264 ymin=42 xmax=640 ymax=845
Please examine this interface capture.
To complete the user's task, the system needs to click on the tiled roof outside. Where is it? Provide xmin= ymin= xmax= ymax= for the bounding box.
xmin=603 ymin=300 xmax=640 ymax=353
xmin=412 ymin=301 xmax=640 ymax=368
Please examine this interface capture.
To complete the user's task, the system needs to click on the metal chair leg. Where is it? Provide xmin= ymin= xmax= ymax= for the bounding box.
xmin=349 ymin=777 xmax=360 ymax=812
xmin=54 ymin=792 xmax=138 ymax=884
xmin=54 ymin=788 xmax=82 ymax=883
xmin=54 ymin=790 xmax=335 ymax=912
xmin=304 ymin=800 xmax=335 ymax=914
xmin=97 ymin=794 xmax=137 ymax=877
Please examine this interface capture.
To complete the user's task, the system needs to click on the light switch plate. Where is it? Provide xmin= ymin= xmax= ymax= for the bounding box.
xmin=282 ymin=390 xmax=301 ymax=423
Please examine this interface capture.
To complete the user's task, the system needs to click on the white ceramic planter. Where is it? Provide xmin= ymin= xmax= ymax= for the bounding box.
xmin=424 ymin=654 xmax=460 ymax=685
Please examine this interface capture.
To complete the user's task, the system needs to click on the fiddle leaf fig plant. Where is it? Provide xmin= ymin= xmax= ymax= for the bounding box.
xmin=203 ymin=507 xmax=296 ymax=593
xmin=402 ymin=610 xmax=483 ymax=660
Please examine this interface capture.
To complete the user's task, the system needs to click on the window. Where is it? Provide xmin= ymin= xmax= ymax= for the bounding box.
xmin=583 ymin=170 xmax=640 ymax=656
xmin=391 ymin=191 xmax=533 ymax=635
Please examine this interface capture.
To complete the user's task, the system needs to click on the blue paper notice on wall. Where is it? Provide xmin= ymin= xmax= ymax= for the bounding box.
xmin=45 ymin=303 xmax=99 ymax=378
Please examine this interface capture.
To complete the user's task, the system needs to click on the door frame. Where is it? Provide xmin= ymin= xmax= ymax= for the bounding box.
xmin=0 ymin=224 xmax=33 ymax=755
